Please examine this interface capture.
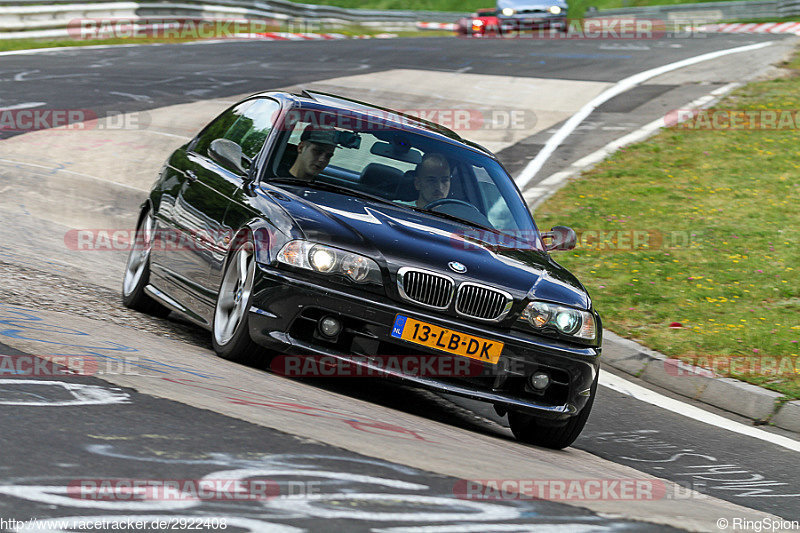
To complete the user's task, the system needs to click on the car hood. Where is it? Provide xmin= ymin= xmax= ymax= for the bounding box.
xmin=273 ymin=186 xmax=591 ymax=309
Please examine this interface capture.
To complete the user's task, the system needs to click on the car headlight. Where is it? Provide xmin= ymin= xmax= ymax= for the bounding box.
xmin=519 ymin=301 xmax=596 ymax=340
xmin=548 ymin=5 xmax=562 ymax=14
xmin=277 ymin=240 xmax=381 ymax=284
xmin=502 ymin=7 xmax=515 ymax=16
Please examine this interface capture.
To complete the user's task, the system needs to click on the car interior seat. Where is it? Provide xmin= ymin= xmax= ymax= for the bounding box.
xmin=397 ymin=171 xmax=418 ymax=202
xmin=275 ymin=143 xmax=298 ymax=177
xmin=359 ymin=163 xmax=403 ymax=199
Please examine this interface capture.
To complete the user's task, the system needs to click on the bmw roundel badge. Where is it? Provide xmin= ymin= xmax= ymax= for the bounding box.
xmin=448 ymin=261 xmax=467 ymax=273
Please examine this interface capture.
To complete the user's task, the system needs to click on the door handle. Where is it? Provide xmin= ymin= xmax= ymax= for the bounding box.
xmin=186 ymin=170 xmax=198 ymax=182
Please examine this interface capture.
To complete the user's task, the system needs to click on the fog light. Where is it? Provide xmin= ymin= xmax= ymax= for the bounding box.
xmin=319 ymin=316 xmax=342 ymax=338
xmin=529 ymin=371 xmax=550 ymax=390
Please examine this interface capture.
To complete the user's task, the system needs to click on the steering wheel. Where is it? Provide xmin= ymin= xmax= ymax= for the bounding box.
xmin=424 ymin=198 xmax=476 ymax=210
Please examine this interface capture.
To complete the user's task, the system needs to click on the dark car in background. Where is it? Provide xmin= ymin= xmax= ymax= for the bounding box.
xmin=121 ymin=90 xmax=601 ymax=449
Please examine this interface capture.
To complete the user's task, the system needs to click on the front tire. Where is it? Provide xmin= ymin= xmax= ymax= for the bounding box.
xmin=212 ymin=237 xmax=265 ymax=365
xmin=508 ymin=372 xmax=598 ymax=449
xmin=121 ymin=209 xmax=170 ymax=317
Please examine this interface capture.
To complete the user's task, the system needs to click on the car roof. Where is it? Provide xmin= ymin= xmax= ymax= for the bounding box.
xmin=253 ymin=90 xmax=495 ymax=158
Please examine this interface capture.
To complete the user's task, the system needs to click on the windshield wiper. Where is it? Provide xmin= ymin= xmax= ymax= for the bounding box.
xmin=267 ymin=178 xmax=399 ymax=207
xmin=406 ymin=205 xmax=498 ymax=234
xmin=407 ymin=206 xmax=539 ymax=248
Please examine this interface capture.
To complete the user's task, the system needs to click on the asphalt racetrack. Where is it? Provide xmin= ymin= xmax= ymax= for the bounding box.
xmin=0 ymin=32 xmax=799 ymax=532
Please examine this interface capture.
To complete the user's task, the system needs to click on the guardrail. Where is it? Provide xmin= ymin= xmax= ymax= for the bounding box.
xmin=778 ymin=0 xmax=800 ymax=15
xmin=590 ymin=0 xmax=784 ymax=23
xmin=0 ymin=0 xmax=467 ymax=39
xmin=3 ymin=0 xmax=797 ymax=42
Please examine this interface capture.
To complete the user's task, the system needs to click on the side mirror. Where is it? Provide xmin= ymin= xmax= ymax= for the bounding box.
xmin=209 ymin=138 xmax=250 ymax=175
xmin=541 ymin=225 xmax=577 ymax=251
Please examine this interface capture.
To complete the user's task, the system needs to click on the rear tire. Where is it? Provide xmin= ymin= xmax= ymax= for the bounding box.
xmin=212 ymin=237 xmax=266 ymax=366
xmin=508 ymin=371 xmax=598 ymax=449
xmin=121 ymin=209 xmax=170 ymax=318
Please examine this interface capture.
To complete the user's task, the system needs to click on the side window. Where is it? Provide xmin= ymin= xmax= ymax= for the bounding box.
xmin=191 ymin=98 xmax=280 ymax=174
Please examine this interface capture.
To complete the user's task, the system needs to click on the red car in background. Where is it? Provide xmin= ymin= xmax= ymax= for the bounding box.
xmin=456 ymin=8 xmax=502 ymax=36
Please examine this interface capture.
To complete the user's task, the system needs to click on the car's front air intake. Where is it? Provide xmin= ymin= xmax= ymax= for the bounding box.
xmin=456 ymin=283 xmax=513 ymax=321
xmin=398 ymin=268 xmax=454 ymax=310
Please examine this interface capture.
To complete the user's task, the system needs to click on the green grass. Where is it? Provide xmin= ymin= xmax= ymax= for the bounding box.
xmin=567 ymin=0 xmax=735 ymax=18
xmin=0 ymin=36 xmax=198 ymax=52
xmin=534 ymin=51 xmax=800 ymax=399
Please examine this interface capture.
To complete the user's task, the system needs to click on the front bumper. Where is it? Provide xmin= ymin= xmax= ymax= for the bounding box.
xmin=499 ymin=14 xmax=566 ymax=31
xmin=248 ymin=265 xmax=599 ymax=421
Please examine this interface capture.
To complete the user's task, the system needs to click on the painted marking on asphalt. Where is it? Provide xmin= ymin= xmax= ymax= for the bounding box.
xmin=0 ymin=379 xmax=129 ymax=406
xmin=0 ymin=44 xmax=142 ymax=57
xmin=600 ymin=372 xmax=800 ymax=454
xmin=515 ymin=41 xmax=774 ymax=188
xmin=108 ymin=91 xmax=153 ymax=103
xmin=0 ymin=158 xmax=146 ymax=191
xmin=140 ymin=130 xmax=192 ymax=139
xmin=525 ymin=82 xmax=740 ymax=210
xmin=0 ymin=102 xmax=46 ymax=111
xmin=373 ymin=525 xmax=606 ymax=532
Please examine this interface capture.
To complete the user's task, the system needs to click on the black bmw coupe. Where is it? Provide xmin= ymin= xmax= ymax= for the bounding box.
xmin=122 ymin=90 xmax=601 ymax=448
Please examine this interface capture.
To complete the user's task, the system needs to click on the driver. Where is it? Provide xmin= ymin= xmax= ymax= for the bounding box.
xmin=412 ymin=153 xmax=451 ymax=209
xmin=289 ymin=125 xmax=338 ymax=180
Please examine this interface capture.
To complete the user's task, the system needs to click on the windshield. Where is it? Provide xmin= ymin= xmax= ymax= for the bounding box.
xmin=266 ymin=108 xmax=541 ymax=249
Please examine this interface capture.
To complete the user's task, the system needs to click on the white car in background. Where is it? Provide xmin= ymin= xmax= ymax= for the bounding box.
xmin=496 ymin=0 xmax=568 ymax=31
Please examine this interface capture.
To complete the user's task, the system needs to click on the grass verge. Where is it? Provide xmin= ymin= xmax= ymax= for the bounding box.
xmin=534 ymin=51 xmax=800 ymax=399
xmin=0 ymin=28 xmax=449 ymax=53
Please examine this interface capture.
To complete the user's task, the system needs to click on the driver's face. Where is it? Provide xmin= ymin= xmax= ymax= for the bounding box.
xmin=295 ymin=141 xmax=335 ymax=179
xmin=415 ymin=172 xmax=451 ymax=206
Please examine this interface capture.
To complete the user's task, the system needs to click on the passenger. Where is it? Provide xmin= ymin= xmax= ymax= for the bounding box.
xmin=289 ymin=125 xmax=338 ymax=180
xmin=403 ymin=153 xmax=451 ymax=208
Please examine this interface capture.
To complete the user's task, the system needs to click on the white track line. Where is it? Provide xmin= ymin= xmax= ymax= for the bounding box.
xmin=0 ymin=102 xmax=46 ymax=111
xmin=524 ymin=82 xmax=739 ymax=210
xmin=0 ymin=44 xmax=143 ymax=57
xmin=515 ymin=41 xmax=774 ymax=188
xmin=601 ymin=372 xmax=800 ymax=453
xmin=0 ymin=158 xmax=146 ymax=191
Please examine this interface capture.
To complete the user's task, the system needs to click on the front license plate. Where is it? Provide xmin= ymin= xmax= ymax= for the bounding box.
xmin=390 ymin=315 xmax=503 ymax=364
